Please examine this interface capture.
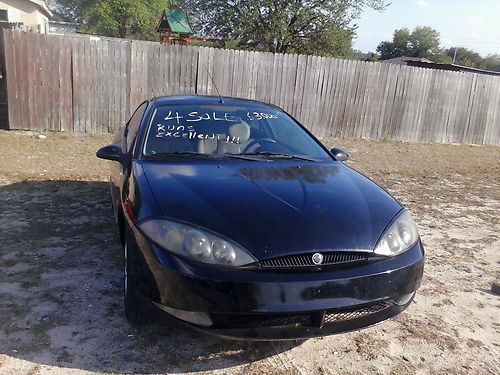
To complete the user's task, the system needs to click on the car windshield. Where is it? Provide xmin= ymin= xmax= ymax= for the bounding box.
xmin=142 ymin=104 xmax=331 ymax=160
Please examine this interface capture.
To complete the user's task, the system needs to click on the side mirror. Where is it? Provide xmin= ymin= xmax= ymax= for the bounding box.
xmin=330 ymin=147 xmax=349 ymax=162
xmin=96 ymin=144 xmax=122 ymax=162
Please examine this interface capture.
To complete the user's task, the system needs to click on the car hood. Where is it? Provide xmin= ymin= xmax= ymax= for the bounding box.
xmin=140 ymin=160 xmax=402 ymax=260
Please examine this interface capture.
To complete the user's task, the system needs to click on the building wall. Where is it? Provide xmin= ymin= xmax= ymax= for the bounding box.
xmin=49 ymin=22 xmax=77 ymax=34
xmin=0 ymin=0 xmax=49 ymax=33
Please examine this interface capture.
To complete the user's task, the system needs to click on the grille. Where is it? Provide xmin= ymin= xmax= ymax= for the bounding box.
xmin=211 ymin=300 xmax=394 ymax=329
xmin=259 ymin=251 xmax=369 ymax=269
xmin=324 ymin=300 xmax=394 ymax=324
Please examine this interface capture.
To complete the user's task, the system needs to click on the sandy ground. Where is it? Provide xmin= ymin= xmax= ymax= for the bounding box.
xmin=0 ymin=130 xmax=498 ymax=375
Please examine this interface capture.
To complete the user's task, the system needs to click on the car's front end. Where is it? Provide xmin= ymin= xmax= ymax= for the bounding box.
xmin=128 ymin=218 xmax=424 ymax=340
xmin=129 ymin=158 xmax=425 ymax=340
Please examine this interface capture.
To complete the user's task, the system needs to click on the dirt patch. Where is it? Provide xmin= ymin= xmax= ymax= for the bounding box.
xmin=0 ymin=130 xmax=499 ymax=374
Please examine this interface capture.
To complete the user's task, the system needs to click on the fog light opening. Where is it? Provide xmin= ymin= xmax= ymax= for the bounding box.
xmin=154 ymin=303 xmax=213 ymax=327
xmin=394 ymin=292 xmax=415 ymax=306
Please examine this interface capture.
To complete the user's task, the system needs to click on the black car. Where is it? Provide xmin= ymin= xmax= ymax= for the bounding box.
xmin=96 ymin=95 xmax=424 ymax=340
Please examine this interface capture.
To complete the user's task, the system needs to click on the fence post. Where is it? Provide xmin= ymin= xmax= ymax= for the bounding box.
xmin=0 ymin=28 xmax=8 ymax=129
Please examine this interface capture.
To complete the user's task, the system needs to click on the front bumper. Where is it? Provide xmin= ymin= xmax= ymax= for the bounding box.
xmin=131 ymin=226 xmax=424 ymax=340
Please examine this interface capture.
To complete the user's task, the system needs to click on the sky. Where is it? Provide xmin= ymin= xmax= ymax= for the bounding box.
xmin=352 ymin=0 xmax=500 ymax=56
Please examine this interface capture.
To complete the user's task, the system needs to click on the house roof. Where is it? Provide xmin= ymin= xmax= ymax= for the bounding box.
xmin=380 ymin=56 xmax=500 ymax=76
xmin=29 ymin=0 xmax=53 ymax=18
xmin=157 ymin=10 xmax=193 ymax=35
xmin=380 ymin=56 xmax=434 ymax=65
xmin=406 ymin=61 xmax=500 ymax=76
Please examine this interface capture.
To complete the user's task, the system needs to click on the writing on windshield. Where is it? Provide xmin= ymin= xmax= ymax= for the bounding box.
xmin=156 ymin=124 xmax=241 ymax=143
xmin=154 ymin=110 xmax=279 ymax=144
xmin=160 ymin=110 xmax=278 ymax=125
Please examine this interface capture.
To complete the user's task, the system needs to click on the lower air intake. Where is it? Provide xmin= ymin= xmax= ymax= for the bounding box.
xmin=210 ymin=300 xmax=395 ymax=329
xmin=324 ymin=300 xmax=394 ymax=323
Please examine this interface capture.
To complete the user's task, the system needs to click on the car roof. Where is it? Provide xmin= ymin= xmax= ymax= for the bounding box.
xmin=151 ymin=95 xmax=282 ymax=110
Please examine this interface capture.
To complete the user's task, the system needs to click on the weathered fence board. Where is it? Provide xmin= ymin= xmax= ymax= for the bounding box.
xmin=0 ymin=29 xmax=499 ymax=145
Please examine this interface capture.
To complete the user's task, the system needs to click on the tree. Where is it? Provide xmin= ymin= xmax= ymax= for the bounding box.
xmin=445 ymin=47 xmax=482 ymax=67
xmin=480 ymin=54 xmax=500 ymax=71
xmin=352 ymin=50 xmax=378 ymax=61
xmin=376 ymin=26 xmax=449 ymax=62
xmin=177 ymin=0 xmax=388 ymax=57
xmin=376 ymin=28 xmax=411 ymax=59
xmin=52 ymin=0 xmax=170 ymax=40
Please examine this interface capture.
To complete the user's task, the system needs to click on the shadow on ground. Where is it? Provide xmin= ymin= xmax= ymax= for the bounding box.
xmin=0 ymin=180 xmax=302 ymax=373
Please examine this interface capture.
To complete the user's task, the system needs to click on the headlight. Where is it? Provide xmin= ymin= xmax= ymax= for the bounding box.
xmin=139 ymin=219 xmax=257 ymax=266
xmin=374 ymin=210 xmax=419 ymax=256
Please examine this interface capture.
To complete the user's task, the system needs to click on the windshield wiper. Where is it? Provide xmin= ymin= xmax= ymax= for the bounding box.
xmin=145 ymin=151 xmax=317 ymax=162
xmin=146 ymin=152 xmax=262 ymax=161
xmin=243 ymin=152 xmax=319 ymax=162
xmin=145 ymin=151 xmax=218 ymax=159
xmin=222 ymin=153 xmax=260 ymax=161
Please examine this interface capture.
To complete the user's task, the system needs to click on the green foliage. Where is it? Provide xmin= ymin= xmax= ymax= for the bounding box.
xmin=430 ymin=53 xmax=452 ymax=64
xmin=53 ymin=0 xmax=170 ymax=40
xmin=408 ymin=26 xmax=441 ymax=58
xmin=376 ymin=28 xmax=412 ymax=60
xmin=445 ymin=47 xmax=482 ymax=67
xmin=177 ymin=0 xmax=388 ymax=57
xmin=375 ymin=27 xmax=500 ymax=71
xmin=376 ymin=26 xmax=448 ymax=61
xmin=444 ymin=49 xmax=500 ymax=71
xmin=479 ymin=54 xmax=500 ymax=71
xmin=352 ymin=50 xmax=379 ymax=61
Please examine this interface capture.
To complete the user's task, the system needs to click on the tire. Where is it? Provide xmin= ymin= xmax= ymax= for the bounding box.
xmin=124 ymin=234 xmax=152 ymax=325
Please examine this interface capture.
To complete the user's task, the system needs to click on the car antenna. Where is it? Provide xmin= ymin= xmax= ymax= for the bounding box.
xmin=204 ymin=66 xmax=223 ymax=104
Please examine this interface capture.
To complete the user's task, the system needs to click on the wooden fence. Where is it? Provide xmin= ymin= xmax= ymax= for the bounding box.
xmin=1 ymin=29 xmax=499 ymax=145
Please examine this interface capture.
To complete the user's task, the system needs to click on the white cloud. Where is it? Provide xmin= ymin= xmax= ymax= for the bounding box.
xmin=466 ymin=16 xmax=483 ymax=27
xmin=415 ymin=0 xmax=431 ymax=10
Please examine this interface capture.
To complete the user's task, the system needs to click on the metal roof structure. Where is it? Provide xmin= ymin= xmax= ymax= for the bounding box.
xmin=380 ymin=56 xmax=434 ymax=65
xmin=157 ymin=10 xmax=193 ymax=36
xmin=380 ymin=56 xmax=500 ymax=76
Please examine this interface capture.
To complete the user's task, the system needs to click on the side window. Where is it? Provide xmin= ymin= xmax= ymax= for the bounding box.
xmin=126 ymin=102 xmax=148 ymax=152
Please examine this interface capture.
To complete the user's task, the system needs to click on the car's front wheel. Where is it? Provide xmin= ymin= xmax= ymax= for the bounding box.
xmin=124 ymin=234 xmax=151 ymax=325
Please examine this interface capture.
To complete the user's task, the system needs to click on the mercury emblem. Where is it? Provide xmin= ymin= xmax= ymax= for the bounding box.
xmin=312 ymin=253 xmax=324 ymax=265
